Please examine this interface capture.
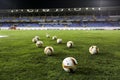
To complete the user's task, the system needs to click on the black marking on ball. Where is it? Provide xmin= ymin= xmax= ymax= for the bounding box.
xmin=48 ymin=47 xmax=53 ymax=52
xmin=71 ymin=58 xmax=77 ymax=65
xmin=96 ymin=48 xmax=99 ymax=53
xmin=70 ymin=43 xmax=72 ymax=47
xmin=92 ymin=46 xmax=93 ymax=49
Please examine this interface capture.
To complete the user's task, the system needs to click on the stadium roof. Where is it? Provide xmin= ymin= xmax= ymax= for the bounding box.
xmin=0 ymin=7 xmax=120 ymax=16
xmin=0 ymin=7 xmax=120 ymax=13
xmin=0 ymin=0 xmax=120 ymax=9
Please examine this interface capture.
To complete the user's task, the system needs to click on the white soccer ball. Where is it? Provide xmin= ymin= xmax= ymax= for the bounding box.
xmin=36 ymin=41 xmax=43 ymax=48
xmin=32 ymin=38 xmax=38 ymax=43
xmin=67 ymin=41 xmax=74 ymax=48
xmin=35 ymin=36 xmax=40 ymax=40
xmin=57 ymin=39 xmax=62 ymax=44
xmin=89 ymin=45 xmax=99 ymax=54
xmin=52 ymin=36 xmax=57 ymax=40
xmin=44 ymin=46 xmax=54 ymax=56
xmin=46 ymin=34 xmax=50 ymax=38
xmin=62 ymin=57 xmax=78 ymax=72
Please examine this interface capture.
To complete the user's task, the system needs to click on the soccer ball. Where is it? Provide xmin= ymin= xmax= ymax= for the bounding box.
xmin=46 ymin=34 xmax=50 ymax=38
xmin=52 ymin=36 xmax=57 ymax=40
xmin=35 ymin=36 xmax=40 ymax=40
xmin=36 ymin=41 xmax=43 ymax=48
xmin=57 ymin=39 xmax=62 ymax=44
xmin=62 ymin=57 xmax=78 ymax=72
xmin=89 ymin=45 xmax=99 ymax=54
xmin=44 ymin=46 xmax=54 ymax=56
xmin=67 ymin=41 xmax=74 ymax=48
xmin=32 ymin=36 xmax=40 ymax=43
xmin=32 ymin=38 xmax=38 ymax=43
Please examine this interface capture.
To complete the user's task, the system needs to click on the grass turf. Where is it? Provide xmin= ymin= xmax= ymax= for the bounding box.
xmin=0 ymin=30 xmax=120 ymax=80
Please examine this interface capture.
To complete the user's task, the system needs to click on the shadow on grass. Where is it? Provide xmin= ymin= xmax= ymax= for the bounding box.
xmin=53 ymin=42 xmax=66 ymax=46
xmin=63 ymin=46 xmax=76 ymax=49
xmin=36 ymin=46 xmax=46 ymax=49
xmin=96 ymin=51 xmax=119 ymax=59
xmin=50 ymin=52 xmax=68 ymax=58
xmin=74 ymin=67 xmax=104 ymax=75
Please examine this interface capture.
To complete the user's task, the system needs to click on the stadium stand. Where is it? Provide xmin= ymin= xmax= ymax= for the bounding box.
xmin=0 ymin=7 xmax=120 ymax=30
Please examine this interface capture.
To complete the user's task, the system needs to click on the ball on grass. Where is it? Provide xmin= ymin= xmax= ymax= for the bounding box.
xmin=89 ymin=45 xmax=99 ymax=54
xmin=52 ymin=36 xmax=57 ymax=40
xmin=57 ymin=39 xmax=62 ymax=44
xmin=32 ymin=36 xmax=40 ymax=43
xmin=67 ymin=41 xmax=74 ymax=48
xmin=46 ymin=34 xmax=50 ymax=38
xmin=32 ymin=38 xmax=38 ymax=43
xmin=36 ymin=41 xmax=43 ymax=48
xmin=35 ymin=36 xmax=40 ymax=40
xmin=62 ymin=57 xmax=78 ymax=72
xmin=44 ymin=46 xmax=54 ymax=56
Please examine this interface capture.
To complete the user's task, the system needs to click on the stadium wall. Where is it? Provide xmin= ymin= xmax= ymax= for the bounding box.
xmin=1 ymin=27 xmax=120 ymax=30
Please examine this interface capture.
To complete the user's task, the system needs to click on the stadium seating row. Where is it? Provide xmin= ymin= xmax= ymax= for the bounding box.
xmin=0 ymin=21 xmax=119 ymax=27
xmin=0 ymin=15 xmax=113 ymax=22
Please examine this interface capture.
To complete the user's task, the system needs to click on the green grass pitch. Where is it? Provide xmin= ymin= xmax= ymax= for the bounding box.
xmin=0 ymin=30 xmax=120 ymax=80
